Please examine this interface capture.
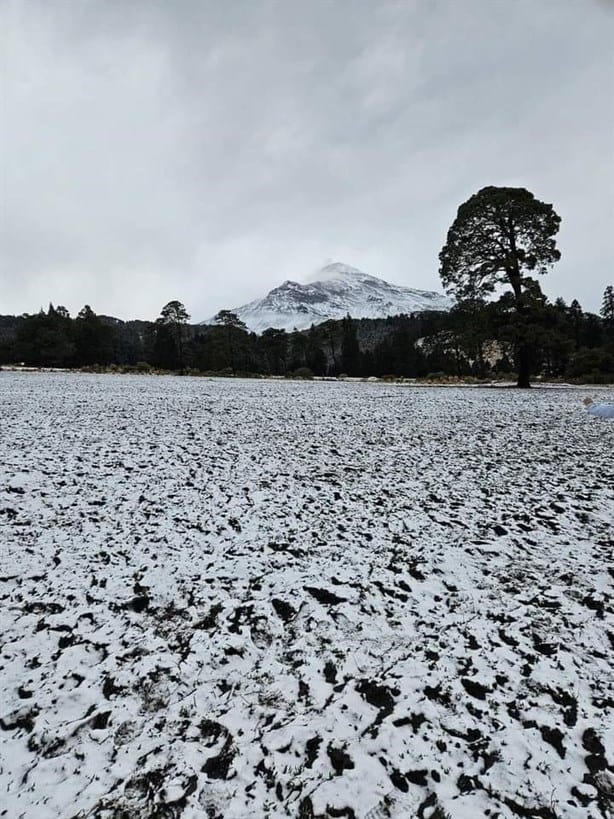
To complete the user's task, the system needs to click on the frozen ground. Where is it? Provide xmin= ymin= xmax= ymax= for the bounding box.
xmin=0 ymin=373 xmax=612 ymax=819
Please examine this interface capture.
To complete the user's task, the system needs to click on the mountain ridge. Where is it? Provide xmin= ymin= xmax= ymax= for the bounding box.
xmin=202 ymin=263 xmax=453 ymax=332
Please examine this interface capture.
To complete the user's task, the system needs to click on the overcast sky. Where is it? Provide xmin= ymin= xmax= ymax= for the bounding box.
xmin=1 ymin=0 xmax=613 ymax=320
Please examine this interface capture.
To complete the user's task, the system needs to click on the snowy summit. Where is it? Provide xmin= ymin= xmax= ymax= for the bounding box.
xmin=203 ymin=263 xmax=453 ymax=332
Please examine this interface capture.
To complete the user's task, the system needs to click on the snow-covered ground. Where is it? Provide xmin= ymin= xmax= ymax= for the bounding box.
xmin=1 ymin=373 xmax=612 ymax=819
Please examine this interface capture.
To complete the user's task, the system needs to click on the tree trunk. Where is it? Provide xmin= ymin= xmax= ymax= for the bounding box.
xmin=516 ymin=344 xmax=531 ymax=388
xmin=177 ymin=326 xmax=185 ymax=374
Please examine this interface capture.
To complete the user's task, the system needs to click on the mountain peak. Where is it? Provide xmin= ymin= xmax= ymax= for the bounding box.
xmin=318 ymin=262 xmax=369 ymax=278
xmin=202 ymin=264 xmax=452 ymax=333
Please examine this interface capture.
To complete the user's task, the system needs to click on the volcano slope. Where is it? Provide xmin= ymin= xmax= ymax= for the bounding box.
xmin=0 ymin=373 xmax=612 ymax=819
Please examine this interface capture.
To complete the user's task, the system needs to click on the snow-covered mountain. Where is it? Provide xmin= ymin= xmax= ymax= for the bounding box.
xmin=203 ymin=263 xmax=453 ymax=332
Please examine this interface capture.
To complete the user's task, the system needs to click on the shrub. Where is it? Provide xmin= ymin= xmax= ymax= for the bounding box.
xmin=566 ymin=348 xmax=614 ymax=379
xmin=289 ymin=367 xmax=314 ymax=380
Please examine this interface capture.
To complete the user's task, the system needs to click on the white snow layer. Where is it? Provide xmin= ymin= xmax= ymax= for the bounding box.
xmin=0 ymin=373 xmax=612 ymax=819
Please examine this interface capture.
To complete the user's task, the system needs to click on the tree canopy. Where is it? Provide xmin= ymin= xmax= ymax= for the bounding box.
xmin=157 ymin=300 xmax=190 ymax=326
xmin=439 ymin=186 xmax=561 ymax=300
xmin=601 ymin=286 xmax=614 ymax=324
xmin=214 ymin=310 xmax=247 ymax=330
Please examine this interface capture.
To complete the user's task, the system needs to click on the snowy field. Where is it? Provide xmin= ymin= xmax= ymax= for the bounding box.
xmin=1 ymin=372 xmax=613 ymax=819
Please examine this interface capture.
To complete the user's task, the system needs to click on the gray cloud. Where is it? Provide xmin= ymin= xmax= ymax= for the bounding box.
xmin=1 ymin=0 xmax=613 ymax=319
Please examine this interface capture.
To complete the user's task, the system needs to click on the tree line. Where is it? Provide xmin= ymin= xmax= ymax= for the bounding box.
xmin=0 ymin=288 xmax=612 ymax=383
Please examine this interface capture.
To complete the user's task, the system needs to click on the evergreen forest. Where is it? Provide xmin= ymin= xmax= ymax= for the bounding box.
xmin=1 ymin=285 xmax=613 ymax=384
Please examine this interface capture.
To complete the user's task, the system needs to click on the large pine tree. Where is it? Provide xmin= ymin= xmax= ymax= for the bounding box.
xmin=439 ymin=186 xmax=561 ymax=387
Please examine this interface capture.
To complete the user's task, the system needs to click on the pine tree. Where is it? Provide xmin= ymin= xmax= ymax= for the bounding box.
xmin=439 ymin=186 xmax=561 ymax=387
xmin=74 ymin=305 xmax=113 ymax=366
xmin=568 ymin=299 xmax=583 ymax=351
xmin=601 ymin=285 xmax=614 ymax=326
xmin=214 ymin=310 xmax=248 ymax=374
xmin=155 ymin=301 xmax=190 ymax=371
